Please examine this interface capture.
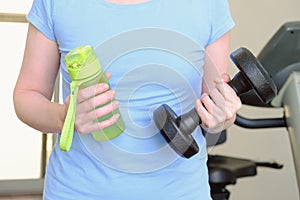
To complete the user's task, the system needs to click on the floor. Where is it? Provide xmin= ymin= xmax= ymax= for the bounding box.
xmin=0 ymin=195 xmax=42 ymax=200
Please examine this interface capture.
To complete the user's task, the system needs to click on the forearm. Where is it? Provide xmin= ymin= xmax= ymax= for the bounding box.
xmin=14 ymin=90 xmax=66 ymax=133
xmin=198 ymin=32 xmax=241 ymax=133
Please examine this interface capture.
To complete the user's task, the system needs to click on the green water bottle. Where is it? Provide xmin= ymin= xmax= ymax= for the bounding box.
xmin=60 ymin=45 xmax=125 ymax=151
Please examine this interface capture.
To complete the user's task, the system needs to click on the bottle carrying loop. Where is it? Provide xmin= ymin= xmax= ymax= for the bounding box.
xmin=60 ymin=82 xmax=80 ymax=151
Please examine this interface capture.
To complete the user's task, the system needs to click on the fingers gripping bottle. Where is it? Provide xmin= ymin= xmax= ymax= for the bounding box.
xmin=60 ymin=45 xmax=125 ymax=151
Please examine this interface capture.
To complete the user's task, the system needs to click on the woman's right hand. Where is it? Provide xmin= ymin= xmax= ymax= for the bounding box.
xmin=64 ymin=82 xmax=120 ymax=134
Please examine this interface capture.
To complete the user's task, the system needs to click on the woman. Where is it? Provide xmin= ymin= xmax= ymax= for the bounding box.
xmin=13 ymin=0 xmax=241 ymax=199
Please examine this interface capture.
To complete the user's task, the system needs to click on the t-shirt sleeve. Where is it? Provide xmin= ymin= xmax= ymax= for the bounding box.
xmin=26 ymin=0 xmax=56 ymax=41
xmin=206 ymin=0 xmax=235 ymax=45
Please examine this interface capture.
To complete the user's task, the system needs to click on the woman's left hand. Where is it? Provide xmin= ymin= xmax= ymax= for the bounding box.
xmin=195 ymin=73 xmax=242 ymax=133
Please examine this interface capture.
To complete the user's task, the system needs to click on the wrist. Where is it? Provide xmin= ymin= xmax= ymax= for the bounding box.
xmin=200 ymin=114 xmax=236 ymax=134
xmin=54 ymin=103 xmax=68 ymax=133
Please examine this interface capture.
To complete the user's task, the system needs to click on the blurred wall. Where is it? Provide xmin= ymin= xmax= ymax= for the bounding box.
xmin=209 ymin=1 xmax=300 ymax=200
xmin=0 ymin=0 xmax=42 ymax=181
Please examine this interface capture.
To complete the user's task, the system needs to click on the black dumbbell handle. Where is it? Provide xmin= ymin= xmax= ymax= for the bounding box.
xmin=176 ymin=73 xmax=251 ymax=134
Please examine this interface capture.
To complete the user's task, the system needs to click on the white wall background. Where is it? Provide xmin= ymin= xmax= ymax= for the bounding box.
xmin=210 ymin=0 xmax=300 ymax=200
xmin=0 ymin=0 xmax=40 ymax=180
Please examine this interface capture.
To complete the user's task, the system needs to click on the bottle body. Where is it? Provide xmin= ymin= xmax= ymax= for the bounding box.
xmin=65 ymin=45 xmax=125 ymax=141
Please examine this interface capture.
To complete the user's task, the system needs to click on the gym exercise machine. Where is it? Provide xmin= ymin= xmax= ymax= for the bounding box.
xmin=209 ymin=21 xmax=300 ymax=199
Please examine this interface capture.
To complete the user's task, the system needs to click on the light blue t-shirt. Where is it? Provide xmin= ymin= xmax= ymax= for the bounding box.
xmin=27 ymin=0 xmax=234 ymax=199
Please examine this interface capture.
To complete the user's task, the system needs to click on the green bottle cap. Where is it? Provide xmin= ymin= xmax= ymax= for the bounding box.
xmin=65 ymin=45 xmax=101 ymax=80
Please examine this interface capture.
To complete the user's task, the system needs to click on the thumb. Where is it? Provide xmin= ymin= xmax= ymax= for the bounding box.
xmin=65 ymin=96 xmax=70 ymax=107
xmin=215 ymin=73 xmax=231 ymax=84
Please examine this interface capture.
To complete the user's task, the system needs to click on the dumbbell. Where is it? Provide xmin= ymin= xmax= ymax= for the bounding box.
xmin=153 ymin=47 xmax=277 ymax=158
